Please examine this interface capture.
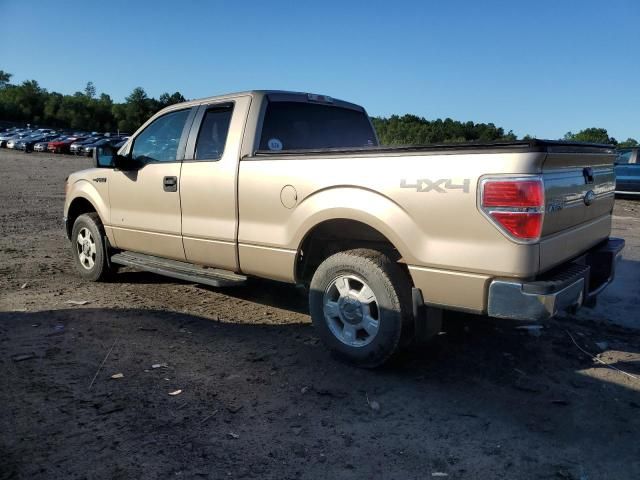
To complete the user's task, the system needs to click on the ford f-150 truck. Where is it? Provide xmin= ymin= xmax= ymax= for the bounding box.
xmin=64 ymin=90 xmax=624 ymax=367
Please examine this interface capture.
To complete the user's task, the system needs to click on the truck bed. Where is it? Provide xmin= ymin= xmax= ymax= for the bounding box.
xmin=252 ymin=139 xmax=615 ymax=158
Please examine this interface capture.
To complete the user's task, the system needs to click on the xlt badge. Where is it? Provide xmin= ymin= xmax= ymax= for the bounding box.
xmin=93 ymin=177 xmax=107 ymax=183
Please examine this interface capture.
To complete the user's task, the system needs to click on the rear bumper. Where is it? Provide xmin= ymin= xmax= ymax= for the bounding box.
xmin=487 ymin=237 xmax=624 ymax=321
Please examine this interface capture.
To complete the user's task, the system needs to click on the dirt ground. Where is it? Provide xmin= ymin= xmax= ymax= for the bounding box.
xmin=1 ymin=149 xmax=639 ymax=480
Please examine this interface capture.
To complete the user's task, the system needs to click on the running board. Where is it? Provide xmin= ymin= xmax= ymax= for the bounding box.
xmin=111 ymin=251 xmax=247 ymax=288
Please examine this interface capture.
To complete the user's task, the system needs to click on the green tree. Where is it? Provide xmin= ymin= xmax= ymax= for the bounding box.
xmin=0 ymin=70 xmax=12 ymax=88
xmin=43 ymin=92 xmax=64 ymax=126
xmin=563 ymin=128 xmax=616 ymax=144
xmin=372 ymin=114 xmax=516 ymax=145
xmin=158 ymin=91 xmax=187 ymax=109
xmin=14 ymin=80 xmax=47 ymax=123
xmin=111 ymin=87 xmax=166 ymax=132
xmin=95 ymin=93 xmax=115 ymax=132
xmin=84 ymin=81 xmax=96 ymax=99
xmin=618 ymin=138 xmax=638 ymax=148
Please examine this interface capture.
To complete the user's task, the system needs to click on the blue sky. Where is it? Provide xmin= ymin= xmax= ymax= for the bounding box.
xmin=1 ymin=0 xmax=638 ymax=140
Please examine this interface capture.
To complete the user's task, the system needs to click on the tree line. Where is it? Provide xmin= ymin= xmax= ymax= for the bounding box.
xmin=372 ymin=115 xmax=638 ymax=147
xmin=371 ymin=114 xmax=517 ymax=145
xmin=0 ymin=69 xmax=637 ymax=147
xmin=0 ymin=71 xmax=185 ymax=133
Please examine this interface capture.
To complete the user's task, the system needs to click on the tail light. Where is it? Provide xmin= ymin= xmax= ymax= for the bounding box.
xmin=480 ymin=177 xmax=544 ymax=242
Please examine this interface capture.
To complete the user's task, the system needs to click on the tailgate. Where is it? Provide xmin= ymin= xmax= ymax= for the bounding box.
xmin=540 ymin=145 xmax=616 ymax=271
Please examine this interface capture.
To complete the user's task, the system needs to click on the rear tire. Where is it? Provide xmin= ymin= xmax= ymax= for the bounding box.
xmin=70 ymin=213 xmax=115 ymax=282
xmin=309 ymin=248 xmax=414 ymax=368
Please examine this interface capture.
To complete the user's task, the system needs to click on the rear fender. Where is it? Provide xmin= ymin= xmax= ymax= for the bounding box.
xmin=290 ymin=186 xmax=423 ymax=264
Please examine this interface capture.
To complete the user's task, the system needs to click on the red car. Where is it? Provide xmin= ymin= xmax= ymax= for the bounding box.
xmin=47 ymin=136 xmax=86 ymax=154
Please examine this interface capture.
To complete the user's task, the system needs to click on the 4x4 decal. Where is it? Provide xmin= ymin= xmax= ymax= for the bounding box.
xmin=400 ymin=178 xmax=470 ymax=193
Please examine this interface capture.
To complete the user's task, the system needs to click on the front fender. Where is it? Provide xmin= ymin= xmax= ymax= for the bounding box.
xmin=64 ymin=179 xmax=110 ymax=232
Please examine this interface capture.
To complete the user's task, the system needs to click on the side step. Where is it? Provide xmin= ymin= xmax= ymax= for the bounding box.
xmin=111 ymin=251 xmax=247 ymax=288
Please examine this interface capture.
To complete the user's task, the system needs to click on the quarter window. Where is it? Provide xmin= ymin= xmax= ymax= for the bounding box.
xmin=131 ymin=109 xmax=190 ymax=163
xmin=195 ymin=104 xmax=234 ymax=160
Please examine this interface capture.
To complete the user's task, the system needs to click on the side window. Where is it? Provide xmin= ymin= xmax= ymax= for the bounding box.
xmin=131 ymin=109 xmax=190 ymax=163
xmin=194 ymin=104 xmax=233 ymax=161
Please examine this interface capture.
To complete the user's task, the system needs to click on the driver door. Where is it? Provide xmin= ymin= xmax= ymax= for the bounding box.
xmin=109 ymin=107 xmax=195 ymax=260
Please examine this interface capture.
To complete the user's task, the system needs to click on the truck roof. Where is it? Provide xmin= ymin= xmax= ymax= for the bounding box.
xmin=162 ymin=90 xmax=365 ymax=112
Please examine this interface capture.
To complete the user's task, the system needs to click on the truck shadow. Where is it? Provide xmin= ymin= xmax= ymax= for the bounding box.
xmin=115 ymin=256 xmax=640 ymax=331
xmin=116 ymin=270 xmax=311 ymax=314
xmin=111 ymin=261 xmax=640 ymax=385
xmin=1 ymin=307 xmax=638 ymax=478
xmin=572 ymin=258 xmax=640 ymax=330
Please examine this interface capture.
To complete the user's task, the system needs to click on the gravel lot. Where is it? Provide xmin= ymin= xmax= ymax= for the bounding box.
xmin=1 ymin=149 xmax=639 ymax=480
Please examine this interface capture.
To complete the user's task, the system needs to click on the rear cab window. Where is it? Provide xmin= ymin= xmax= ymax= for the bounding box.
xmin=258 ymin=95 xmax=378 ymax=151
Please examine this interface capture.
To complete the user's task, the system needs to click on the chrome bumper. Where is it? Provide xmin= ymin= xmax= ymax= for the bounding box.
xmin=487 ymin=237 xmax=624 ymax=321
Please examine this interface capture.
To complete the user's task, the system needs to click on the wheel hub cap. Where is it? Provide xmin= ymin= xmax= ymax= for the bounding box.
xmin=323 ymin=274 xmax=380 ymax=348
xmin=338 ymin=296 xmax=364 ymax=324
xmin=76 ymin=227 xmax=96 ymax=270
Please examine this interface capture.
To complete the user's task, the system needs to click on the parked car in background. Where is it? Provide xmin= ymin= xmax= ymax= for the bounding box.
xmin=47 ymin=136 xmax=86 ymax=153
xmin=34 ymin=128 xmax=55 ymax=135
xmin=615 ymin=148 xmax=640 ymax=196
xmin=0 ymin=127 xmax=20 ymax=138
xmin=11 ymin=132 xmax=41 ymax=150
xmin=70 ymin=136 xmax=103 ymax=155
xmin=6 ymin=136 xmax=28 ymax=149
xmin=0 ymin=132 xmax=20 ymax=148
xmin=17 ymin=133 xmax=60 ymax=152
xmin=34 ymin=138 xmax=55 ymax=152
xmin=2 ymin=131 xmax=31 ymax=148
xmin=111 ymin=137 xmax=128 ymax=149
xmin=15 ymin=136 xmax=42 ymax=152
xmin=81 ymin=137 xmax=122 ymax=156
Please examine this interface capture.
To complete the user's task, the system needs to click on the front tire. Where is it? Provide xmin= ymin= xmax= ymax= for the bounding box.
xmin=70 ymin=213 xmax=114 ymax=282
xmin=309 ymin=248 xmax=413 ymax=368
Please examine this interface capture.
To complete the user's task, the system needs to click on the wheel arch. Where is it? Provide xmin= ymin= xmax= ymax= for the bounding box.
xmin=65 ymin=183 xmax=108 ymax=240
xmin=295 ymin=217 xmax=410 ymax=284
xmin=289 ymin=187 xmax=423 ymax=284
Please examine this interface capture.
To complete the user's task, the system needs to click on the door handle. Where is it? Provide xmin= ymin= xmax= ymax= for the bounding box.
xmin=163 ymin=176 xmax=177 ymax=192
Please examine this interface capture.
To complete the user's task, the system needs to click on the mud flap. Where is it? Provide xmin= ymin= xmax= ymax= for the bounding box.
xmin=412 ymin=288 xmax=443 ymax=344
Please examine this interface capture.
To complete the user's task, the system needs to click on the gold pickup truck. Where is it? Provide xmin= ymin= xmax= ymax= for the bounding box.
xmin=64 ymin=90 xmax=624 ymax=367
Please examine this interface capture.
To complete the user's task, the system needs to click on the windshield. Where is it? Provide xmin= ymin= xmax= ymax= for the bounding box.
xmin=259 ymin=101 xmax=378 ymax=151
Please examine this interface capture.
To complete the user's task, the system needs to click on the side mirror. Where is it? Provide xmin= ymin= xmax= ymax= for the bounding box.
xmin=95 ymin=144 xmax=116 ymax=168
xmin=113 ymin=153 xmax=139 ymax=171
xmin=95 ymin=144 xmax=139 ymax=170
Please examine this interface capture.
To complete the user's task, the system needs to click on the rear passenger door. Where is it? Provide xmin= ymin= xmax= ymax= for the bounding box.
xmin=180 ymin=95 xmax=251 ymax=271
